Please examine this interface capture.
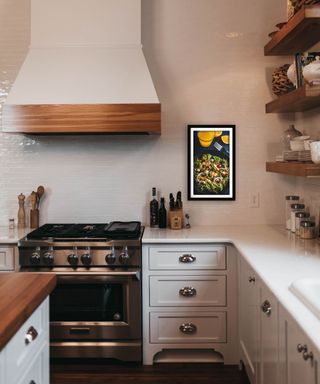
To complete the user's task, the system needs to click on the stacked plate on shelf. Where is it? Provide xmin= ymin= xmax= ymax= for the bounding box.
xmin=283 ymin=150 xmax=312 ymax=162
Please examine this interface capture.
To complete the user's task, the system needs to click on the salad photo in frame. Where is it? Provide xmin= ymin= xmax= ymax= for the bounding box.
xmin=188 ymin=124 xmax=236 ymax=200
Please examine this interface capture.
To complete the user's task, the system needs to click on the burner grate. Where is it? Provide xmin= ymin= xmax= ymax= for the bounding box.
xmin=27 ymin=222 xmax=141 ymax=240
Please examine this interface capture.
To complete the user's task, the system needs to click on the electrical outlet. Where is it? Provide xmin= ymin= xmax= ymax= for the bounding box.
xmin=250 ymin=192 xmax=260 ymax=208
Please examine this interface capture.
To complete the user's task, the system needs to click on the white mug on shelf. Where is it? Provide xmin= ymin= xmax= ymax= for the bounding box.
xmin=310 ymin=141 xmax=320 ymax=164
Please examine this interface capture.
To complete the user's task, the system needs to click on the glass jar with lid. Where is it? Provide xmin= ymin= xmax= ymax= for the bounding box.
xmin=300 ymin=220 xmax=316 ymax=240
xmin=290 ymin=203 xmax=305 ymax=233
xmin=295 ymin=212 xmax=310 ymax=236
xmin=285 ymin=196 xmax=300 ymax=230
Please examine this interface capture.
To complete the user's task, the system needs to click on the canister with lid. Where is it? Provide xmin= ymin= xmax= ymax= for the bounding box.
xmin=300 ymin=220 xmax=316 ymax=239
xmin=285 ymin=196 xmax=300 ymax=230
xmin=295 ymin=212 xmax=310 ymax=236
xmin=290 ymin=203 xmax=305 ymax=233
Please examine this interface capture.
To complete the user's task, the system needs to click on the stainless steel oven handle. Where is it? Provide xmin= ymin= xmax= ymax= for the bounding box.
xmin=55 ymin=270 xmax=141 ymax=281
xmin=37 ymin=268 xmax=140 ymax=277
xmin=53 ymin=271 xmax=139 ymax=276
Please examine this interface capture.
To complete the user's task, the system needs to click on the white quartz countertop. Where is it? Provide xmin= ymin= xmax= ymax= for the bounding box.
xmin=143 ymin=225 xmax=320 ymax=353
xmin=0 ymin=226 xmax=31 ymax=244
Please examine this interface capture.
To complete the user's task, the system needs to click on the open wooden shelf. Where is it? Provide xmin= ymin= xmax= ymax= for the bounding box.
xmin=266 ymin=84 xmax=320 ymax=113
xmin=264 ymin=5 xmax=320 ymax=56
xmin=266 ymin=162 xmax=320 ymax=177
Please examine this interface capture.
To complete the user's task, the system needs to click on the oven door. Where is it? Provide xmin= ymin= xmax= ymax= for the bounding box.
xmin=50 ymin=271 xmax=141 ymax=341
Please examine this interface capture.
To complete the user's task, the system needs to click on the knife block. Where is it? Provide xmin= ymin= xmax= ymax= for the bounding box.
xmin=30 ymin=209 xmax=39 ymax=229
xmin=169 ymin=208 xmax=184 ymax=230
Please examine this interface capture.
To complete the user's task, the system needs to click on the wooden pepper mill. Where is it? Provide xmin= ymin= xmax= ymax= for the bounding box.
xmin=17 ymin=193 xmax=26 ymax=228
xmin=29 ymin=191 xmax=39 ymax=229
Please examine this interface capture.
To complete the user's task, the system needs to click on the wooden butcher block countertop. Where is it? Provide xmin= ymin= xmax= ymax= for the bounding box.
xmin=0 ymin=273 xmax=56 ymax=351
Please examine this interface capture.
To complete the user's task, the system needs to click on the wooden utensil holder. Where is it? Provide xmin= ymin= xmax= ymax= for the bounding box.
xmin=169 ymin=208 xmax=184 ymax=230
xmin=30 ymin=209 xmax=39 ymax=229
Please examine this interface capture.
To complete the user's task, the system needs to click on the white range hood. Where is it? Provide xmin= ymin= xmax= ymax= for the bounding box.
xmin=2 ymin=0 xmax=161 ymax=134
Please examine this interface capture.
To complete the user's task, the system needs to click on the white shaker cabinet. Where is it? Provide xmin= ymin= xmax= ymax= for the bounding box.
xmin=239 ymin=257 xmax=261 ymax=384
xmin=0 ymin=246 xmax=15 ymax=271
xmin=0 ymin=297 xmax=49 ymax=384
xmin=239 ymin=257 xmax=279 ymax=384
xmin=142 ymin=243 xmax=238 ymax=365
xmin=260 ymin=286 xmax=279 ymax=384
xmin=279 ymin=307 xmax=318 ymax=384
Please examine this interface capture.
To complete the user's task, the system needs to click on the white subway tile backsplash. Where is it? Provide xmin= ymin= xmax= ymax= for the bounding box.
xmin=0 ymin=0 xmax=295 ymax=227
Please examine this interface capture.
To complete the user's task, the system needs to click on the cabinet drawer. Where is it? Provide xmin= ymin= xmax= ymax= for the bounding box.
xmin=150 ymin=312 xmax=226 ymax=344
xmin=150 ymin=276 xmax=226 ymax=307
xmin=16 ymin=342 xmax=48 ymax=384
xmin=4 ymin=298 xmax=49 ymax=383
xmin=0 ymin=247 xmax=14 ymax=271
xmin=148 ymin=246 xmax=226 ymax=270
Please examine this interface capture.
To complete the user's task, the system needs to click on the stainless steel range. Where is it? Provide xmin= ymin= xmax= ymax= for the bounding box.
xmin=18 ymin=221 xmax=143 ymax=362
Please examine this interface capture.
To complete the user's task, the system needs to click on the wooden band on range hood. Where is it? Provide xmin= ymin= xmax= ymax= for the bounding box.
xmin=2 ymin=103 xmax=161 ymax=134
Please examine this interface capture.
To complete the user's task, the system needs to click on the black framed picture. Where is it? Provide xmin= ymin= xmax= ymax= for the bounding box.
xmin=188 ymin=124 xmax=236 ymax=200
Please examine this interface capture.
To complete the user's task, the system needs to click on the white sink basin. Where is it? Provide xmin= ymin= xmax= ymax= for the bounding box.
xmin=290 ymin=278 xmax=320 ymax=320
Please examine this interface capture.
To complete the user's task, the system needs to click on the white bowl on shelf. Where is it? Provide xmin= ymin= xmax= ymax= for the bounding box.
xmin=290 ymin=140 xmax=305 ymax=151
xmin=290 ymin=136 xmax=310 ymax=151
xmin=310 ymin=141 xmax=320 ymax=164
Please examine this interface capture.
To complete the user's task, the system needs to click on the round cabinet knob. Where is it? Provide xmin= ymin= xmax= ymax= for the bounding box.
xmin=24 ymin=326 xmax=38 ymax=345
xmin=303 ymin=351 xmax=314 ymax=361
xmin=261 ymin=300 xmax=272 ymax=316
xmin=67 ymin=253 xmax=78 ymax=266
xmin=30 ymin=251 xmax=41 ymax=265
xmin=297 ymin=344 xmax=308 ymax=353
xmin=43 ymin=252 xmax=54 ymax=265
xmin=81 ymin=253 xmax=92 ymax=266
xmin=119 ymin=246 xmax=130 ymax=265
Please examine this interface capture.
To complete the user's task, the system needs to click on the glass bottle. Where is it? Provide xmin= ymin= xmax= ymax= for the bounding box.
xmin=158 ymin=197 xmax=167 ymax=229
xmin=300 ymin=221 xmax=316 ymax=240
xmin=295 ymin=212 xmax=310 ymax=236
xmin=8 ymin=218 xmax=15 ymax=229
xmin=149 ymin=187 xmax=159 ymax=228
xmin=285 ymin=196 xmax=300 ymax=230
xmin=290 ymin=203 xmax=305 ymax=233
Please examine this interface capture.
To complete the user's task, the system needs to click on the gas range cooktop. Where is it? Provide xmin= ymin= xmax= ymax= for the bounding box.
xmin=19 ymin=221 xmax=143 ymax=269
xmin=26 ymin=221 xmax=142 ymax=241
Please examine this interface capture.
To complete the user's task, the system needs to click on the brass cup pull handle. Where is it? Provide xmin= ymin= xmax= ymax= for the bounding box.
xmin=261 ymin=300 xmax=272 ymax=316
xmin=179 ymin=254 xmax=196 ymax=263
xmin=297 ymin=344 xmax=308 ymax=353
xmin=179 ymin=323 xmax=197 ymax=334
xmin=25 ymin=326 xmax=38 ymax=345
xmin=179 ymin=287 xmax=197 ymax=297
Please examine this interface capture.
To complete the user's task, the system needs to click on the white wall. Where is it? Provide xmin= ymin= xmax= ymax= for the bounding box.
xmin=0 ymin=0 xmax=299 ymax=227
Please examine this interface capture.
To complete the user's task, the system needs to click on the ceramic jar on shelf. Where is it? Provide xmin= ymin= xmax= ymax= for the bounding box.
xmin=303 ymin=56 xmax=320 ymax=86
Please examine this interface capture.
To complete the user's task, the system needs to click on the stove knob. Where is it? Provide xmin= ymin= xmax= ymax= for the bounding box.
xmin=81 ymin=253 xmax=92 ymax=266
xmin=106 ymin=253 xmax=116 ymax=265
xmin=43 ymin=252 xmax=54 ymax=265
xmin=119 ymin=246 xmax=130 ymax=265
xmin=106 ymin=246 xmax=116 ymax=265
xmin=67 ymin=253 xmax=78 ymax=266
xmin=30 ymin=251 xmax=41 ymax=265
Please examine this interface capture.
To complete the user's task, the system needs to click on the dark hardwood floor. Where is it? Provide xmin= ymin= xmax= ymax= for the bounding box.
xmin=51 ymin=361 xmax=250 ymax=384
